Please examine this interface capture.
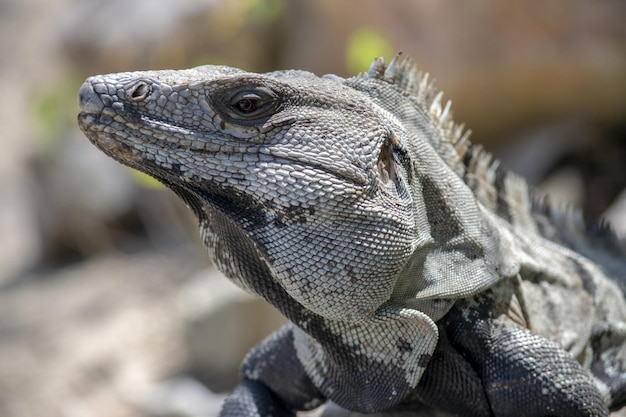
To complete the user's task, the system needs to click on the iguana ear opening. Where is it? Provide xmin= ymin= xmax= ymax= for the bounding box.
xmin=376 ymin=132 xmax=397 ymax=187
xmin=377 ymin=131 xmax=411 ymax=202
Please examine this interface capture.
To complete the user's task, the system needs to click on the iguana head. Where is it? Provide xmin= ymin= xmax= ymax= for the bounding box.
xmin=77 ymin=62 xmax=423 ymax=320
xmin=78 ymin=57 xmax=514 ymax=322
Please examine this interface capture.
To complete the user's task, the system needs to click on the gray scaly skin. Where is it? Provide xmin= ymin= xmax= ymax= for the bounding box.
xmin=77 ymin=55 xmax=626 ymax=417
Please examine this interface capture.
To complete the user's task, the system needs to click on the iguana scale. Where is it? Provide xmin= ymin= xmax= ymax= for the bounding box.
xmin=77 ymin=55 xmax=626 ymax=417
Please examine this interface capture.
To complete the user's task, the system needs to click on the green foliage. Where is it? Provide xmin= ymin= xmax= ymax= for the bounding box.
xmin=130 ymin=170 xmax=165 ymax=190
xmin=29 ymin=75 xmax=81 ymax=153
xmin=346 ymin=28 xmax=393 ymax=74
xmin=246 ymin=0 xmax=285 ymax=25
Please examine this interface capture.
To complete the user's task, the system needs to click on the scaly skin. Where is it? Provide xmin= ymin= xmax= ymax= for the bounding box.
xmin=78 ymin=55 xmax=626 ymax=416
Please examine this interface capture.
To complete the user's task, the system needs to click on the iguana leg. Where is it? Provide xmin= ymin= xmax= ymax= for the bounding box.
xmin=219 ymin=324 xmax=325 ymax=417
xmin=588 ymin=274 xmax=626 ymax=410
xmin=590 ymin=320 xmax=626 ymax=411
xmin=443 ymin=304 xmax=609 ymax=417
xmin=409 ymin=328 xmax=493 ymax=417
xmin=220 ymin=379 xmax=294 ymax=417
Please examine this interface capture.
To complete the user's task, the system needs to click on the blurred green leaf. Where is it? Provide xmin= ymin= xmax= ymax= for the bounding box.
xmin=247 ymin=0 xmax=285 ymax=25
xmin=29 ymin=75 xmax=81 ymax=152
xmin=346 ymin=28 xmax=393 ymax=74
xmin=130 ymin=169 xmax=165 ymax=190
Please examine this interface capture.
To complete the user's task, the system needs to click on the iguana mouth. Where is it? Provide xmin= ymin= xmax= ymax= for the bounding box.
xmin=77 ymin=112 xmax=141 ymax=164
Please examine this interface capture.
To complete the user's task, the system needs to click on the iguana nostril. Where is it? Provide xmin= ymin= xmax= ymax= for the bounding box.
xmin=128 ymin=81 xmax=151 ymax=101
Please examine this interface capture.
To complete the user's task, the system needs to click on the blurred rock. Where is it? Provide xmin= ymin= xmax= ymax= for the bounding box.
xmin=60 ymin=0 xmax=286 ymax=75
xmin=29 ymin=132 xmax=137 ymax=264
xmin=495 ymin=120 xmax=626 ymax=227
xmin=321 ymin=402 xmax=448 ymax=417
xmin=0 ymin=174 xmax=40 ymax=285
xmin=179 ymin=269 xmax=287 ymax=392
xmin=605 ymin=190 xmax=626 ymax=235
xmin=133 ymin=376 xmax=327 ymax=417
xmin=0 ymin=251 xmax=203 ymax=417
xmin=132 ymin=376 xmax=225 ymax=417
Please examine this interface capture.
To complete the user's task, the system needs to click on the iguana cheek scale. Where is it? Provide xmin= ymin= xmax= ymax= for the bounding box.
xmin=78 ymin=55 xmax=626 ymax=416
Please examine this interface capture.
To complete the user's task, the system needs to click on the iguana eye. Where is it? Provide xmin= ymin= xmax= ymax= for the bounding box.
xmin=233 ymin=94 xmax=261 ymax=114
xmin=227 ymin=88 xmax=277 ymax=119
xmin=211 ymin=81 xmax=283 ymax=127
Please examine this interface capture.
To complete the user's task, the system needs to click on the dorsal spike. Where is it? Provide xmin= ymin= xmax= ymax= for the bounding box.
xmin=368 ymin=57 xmax=386 ymax=78
xmin=440 ymin=100 xmax=453 ymax=122
xmin=429 ymin=91 xmax=444 ymax=116
xmin=416 ymin=72 xmax=431 ymax=101
xmin=384 ymin=52 xmax=403 ymax=80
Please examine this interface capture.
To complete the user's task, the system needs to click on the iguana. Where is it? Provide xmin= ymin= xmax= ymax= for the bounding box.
xmin=77 ymin=54 xmax=626 ymax=417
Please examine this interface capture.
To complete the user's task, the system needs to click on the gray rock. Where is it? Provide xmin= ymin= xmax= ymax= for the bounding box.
xmin=179 ymin=269 xmax=287 ymax=392
xmin=133 ymin=376 xmax=226 ymax=417
xmin=321 ymin=402 xmax=449 ymax=417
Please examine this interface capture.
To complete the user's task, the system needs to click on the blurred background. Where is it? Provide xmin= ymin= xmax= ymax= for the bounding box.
xmin=0 ymin=0 xmax=625 ymax=416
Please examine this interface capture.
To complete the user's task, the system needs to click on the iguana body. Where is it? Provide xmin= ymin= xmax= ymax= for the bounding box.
xmin=77 ymin=55 xmax=626 ymax=416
